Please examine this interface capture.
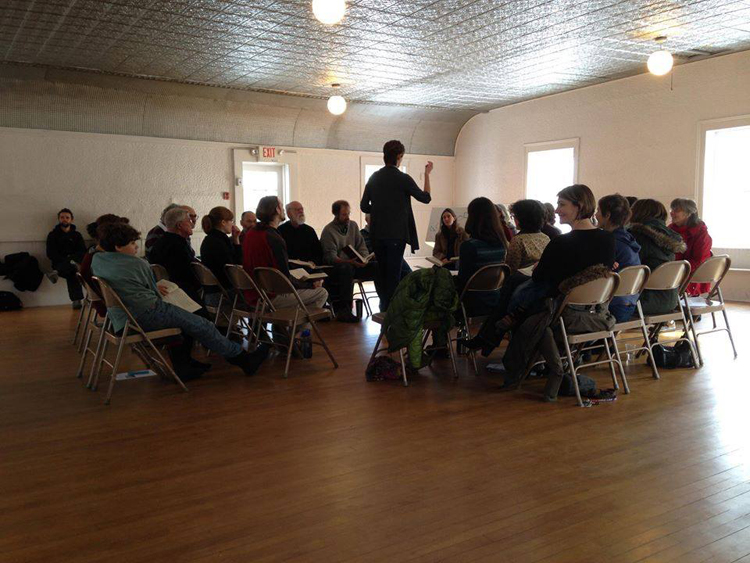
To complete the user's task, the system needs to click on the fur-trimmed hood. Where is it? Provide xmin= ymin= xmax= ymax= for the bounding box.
xmin=558 ymin=264 xmax=612 ymax=295
xmin=628 ymin=221 xmax=687 ymax=254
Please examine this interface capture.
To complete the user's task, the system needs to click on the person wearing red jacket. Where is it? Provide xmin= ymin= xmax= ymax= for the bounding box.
xmin=669 ymin=198 xmax=712 ymax=296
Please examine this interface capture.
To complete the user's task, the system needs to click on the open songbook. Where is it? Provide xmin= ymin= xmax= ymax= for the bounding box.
xmin=157 ymin=280 xmax=202 ymax=313
xmin=426 ymin=256 xmax=459 ymax=267
xmin=289 ymin=268 xmax=328 ymax=282
xmin=288 ymin=259 xmax=332 ymax=270
xmin=343 ymin=245 xmax=375 ymax=264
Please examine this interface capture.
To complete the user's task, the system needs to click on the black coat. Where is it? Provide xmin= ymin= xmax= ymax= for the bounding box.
xmin=628 ymin=220 xmax=687 ymax=315
xmin=46 ymin=224 xmax=86 ymax=265
xmin=360 ymin=165 xmax=431 ymax=251
xmin=199 ymin=229 xmax=242 ymax=292
xmin=149 ymin=232 xmax=201 ymax=302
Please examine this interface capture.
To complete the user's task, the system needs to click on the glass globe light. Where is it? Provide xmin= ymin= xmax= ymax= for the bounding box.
xmin=647 ymin=50 xmax=673 ymax=76
xmin=327 ymin=95 xmax=347 ymax=115
xmin=312 ymin=0 xmax=346 ymax=25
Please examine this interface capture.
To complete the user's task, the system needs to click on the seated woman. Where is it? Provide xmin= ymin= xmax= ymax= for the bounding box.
xmin=628 ymin=199 xmax=686 ymax=315
xmin=92 ymin=222 xmax=266 ymax=380
xmin=199 ymin=206 xmax=242 ymax=308
xmin=595 ymin=194 xmax=641 ymax=322
xmin=669 ymin=198 xmax=712 ymax=296
xmin=462 ymin=199 xmax=549 ymax=354
xmin=457 ymin=197 xmax=508 ymax=316
xmin=466 ymin=185 xmax=614 ymax=355
xmin=495 ymin=184 xmax=617 ymax=399
xmin=432 ymin=208 xmax=469 ymax=270
xmin=541 ymin=202 xmax=562 ymax=240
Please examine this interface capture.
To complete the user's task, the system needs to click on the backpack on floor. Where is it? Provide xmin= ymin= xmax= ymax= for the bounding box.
xmin=365 ymin=356 xmax=403 ymax=382
xmin=651 ymin=342 xmax=695 ymax=369
xmin=3 ymin=252 xmax=44 ymax=292
xmin=558 ymin=372 xmax=597 ymax=398
xmin=0 ymin=291 xmax=22 ymax=311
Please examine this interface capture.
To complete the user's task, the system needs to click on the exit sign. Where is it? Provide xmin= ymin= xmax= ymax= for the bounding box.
xmin=260 ymin=146 xmax=278 ymax=161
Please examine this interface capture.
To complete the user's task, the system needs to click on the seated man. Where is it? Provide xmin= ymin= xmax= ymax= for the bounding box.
xmin=320 ymin=200 xmax=379 ymax=323
xmin=243 ymin=195 xmax=328 ymax=312
xmin=46 ymin=208 xmax=87 ymax=309
xmin=239 ymin=211 xmax=257 ymax=243
xmin=148 ymin=207 xmax=202 ymax=303
xmin=145 ymin=203 xmax=179 ymax=260
xmin=92 ymin=222 xmax=266 ymax=380
xmin=277 ymin=201 xmax=323 ymax=266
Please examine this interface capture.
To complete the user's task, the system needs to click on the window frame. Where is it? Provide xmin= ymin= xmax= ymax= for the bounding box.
xmin=696 ymin=114 xmax=750 ymax=219
xmin=523 ymin=137 xmax=580 ymax=202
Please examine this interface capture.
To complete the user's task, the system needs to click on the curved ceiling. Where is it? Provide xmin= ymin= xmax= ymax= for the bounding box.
xmin=1 ymin=0 xmax=749 ymax=113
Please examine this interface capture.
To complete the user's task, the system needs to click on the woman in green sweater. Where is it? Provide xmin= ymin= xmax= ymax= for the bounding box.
xmin=92 ymin=222 xmax=266 ymax=379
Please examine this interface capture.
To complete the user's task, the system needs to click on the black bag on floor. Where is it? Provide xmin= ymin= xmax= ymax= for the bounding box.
xmin=0 ymin=291 xmax=22 ymax=311
xmin=651 ymin=342 xmax=695 ymax=369
xmin=558 ymin=372 xmax=597 ymax=398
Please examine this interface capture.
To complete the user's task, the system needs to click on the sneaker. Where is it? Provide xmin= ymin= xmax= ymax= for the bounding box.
xmin=72 ymin=300 xmax=82 ymax=310
xmin=188 ymin=358 xmax=212 ymax=372
xmin=46 ymin=271 xmax=59 ymax=284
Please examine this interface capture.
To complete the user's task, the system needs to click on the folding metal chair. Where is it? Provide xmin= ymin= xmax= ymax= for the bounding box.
xmin=72 ymin=272 xmax=93 ymax=347
xmin=641 ymin=260 xmax=699 ymax=369
xmin=191 ymin=262 xmax=232 ymax=327
xmin=610 ymin=265 xmax=660 ymax=380
xmin=89 ymin=276 xmax=187 ymax=404
xmin=224 ymin=264 xmax=266 ymax=346
xmin=557 ymin=274 xmax=628 ymax=407
xmin=253 ymin=267 xmax=337 ymax=378
xmin=682 ymin=255 xmax=737 ymax=367
xmin=150 ymin=263 xmax=169 ymax=282
xmin=74 ymin=274 xmax=106 ymax=380
xmin=450 ymin=264 xmax=509 ymax=375
xmin=369 ymin=311 xmax=459 ymax=386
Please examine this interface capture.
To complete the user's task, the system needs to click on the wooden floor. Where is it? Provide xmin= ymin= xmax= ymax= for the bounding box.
xmin=1 ymin=304 xmax=750 ymax=563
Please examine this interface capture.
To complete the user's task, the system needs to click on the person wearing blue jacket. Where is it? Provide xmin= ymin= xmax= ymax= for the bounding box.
xmin=596 ymin=194 xmax=641 ymax=322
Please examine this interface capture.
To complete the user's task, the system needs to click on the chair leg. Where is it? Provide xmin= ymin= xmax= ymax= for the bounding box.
xmin=72 ymin=299 xmax=88 ymax=346
xmin=104 ymin=333 xmax=128 ymax=405
xmin=283 ymin=315 xmax=299 ymax=378
xmin=678 ymin=304 xmax=700 ymax=369
xmin=399 ymin=348 xmax=408 ymax=387
xmin=684 ymin=302 xmax=704 ymax=368
xmin=609 ymin=334 xmax=629 ymax=394
xmin=142 ymin=338 xmax=188 ymax=392
xmin=369 ymin=332 xmax=384 ymax=364
xmin=89 ymin=319 xmax=110 ymax=390
xmin=722 ymin=308 xmax=738 ymax=359
xmin=76 ymin=305 xmax=93 ymax=353
xmin=310 ymin=319 xmax=338 ymax=369
xmin=603 ymin=339 xmax=620 ymax=391
xmin=560 ymin=321 xmax=584 ymax=407
xmin=76 ymin=320 xmax=96 ymax=379
xmin=447 ymin=333 xmax=459 ymax=379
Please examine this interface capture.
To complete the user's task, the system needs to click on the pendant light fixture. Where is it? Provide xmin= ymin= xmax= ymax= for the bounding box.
xmin=647 ymin=36 xmax=674 ymax=76
xmin=312 ymin=0 xmax=346 ymax=25
xmin=327 ymin=84 xmax=347 ymax=115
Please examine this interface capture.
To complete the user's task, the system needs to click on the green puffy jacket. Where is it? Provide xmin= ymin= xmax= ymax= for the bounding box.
xmin=384 ymin=267 xmax=459 ymax=368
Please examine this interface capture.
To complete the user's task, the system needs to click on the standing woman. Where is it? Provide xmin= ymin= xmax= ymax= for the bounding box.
xmin=669 ymin=198 xmax=712 ymax=296
xmin=200 ymin=206 xmax=242 ymax=308
xmin=496 ymin=203 xmax=515 ymax=241
xmin=432 ymin=208 xmax=469 ymax=270
xmin=457 ymin=197 xmax=508 ymax=315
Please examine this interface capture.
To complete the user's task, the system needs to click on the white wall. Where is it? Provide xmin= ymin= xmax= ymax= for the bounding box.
xmin=0 ymin=128 xmax=453 ymax=306
xmin=454 ymin=50 xmax=750 ymax=301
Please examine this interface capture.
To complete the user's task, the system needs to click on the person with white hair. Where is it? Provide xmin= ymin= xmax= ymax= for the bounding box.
xmin=145 ymin=203 xmax=180 ymax=260
xmin=148 ymin=207 xmax=202 ymax=302
xmin=669 ymin=197 xmax=713 ymax=296
xmin=277 ymin=200 xmax=323 ymax=266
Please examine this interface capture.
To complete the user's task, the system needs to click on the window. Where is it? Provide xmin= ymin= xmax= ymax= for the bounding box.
xmin=701 ymin=124 xmax=750 ymax=249
xmin=240 ymin=162 xmax=286 ymax=215
xmin=525 ymin=139 xmax=578 ymax=209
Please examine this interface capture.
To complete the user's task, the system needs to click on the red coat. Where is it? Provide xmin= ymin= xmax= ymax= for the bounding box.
xmin=669 ymin=222 xmax=712 ymax=296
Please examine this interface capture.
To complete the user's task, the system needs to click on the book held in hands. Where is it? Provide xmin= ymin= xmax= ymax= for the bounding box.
xmin=157 ymin=280 xmax=202 ymax=313
xmin=289 ymin=268 xmax=328 ymax=282
xmin=343 ymin=245 xmax=375 ymax=264
xmin=426 ymin=256 xmax=459 ymax=267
